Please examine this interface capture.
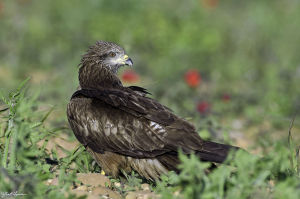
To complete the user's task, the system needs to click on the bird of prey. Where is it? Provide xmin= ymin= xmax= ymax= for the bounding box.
xmin=67 ymin=41 xmax=239 ymax=181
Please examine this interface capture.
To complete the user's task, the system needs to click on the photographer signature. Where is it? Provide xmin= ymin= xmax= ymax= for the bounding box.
xmin=0 ymin=192 xmax=26 ymax=198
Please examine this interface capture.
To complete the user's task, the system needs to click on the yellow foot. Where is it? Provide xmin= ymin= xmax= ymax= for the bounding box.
xmin=100 ymin=170 xmax=106 ymax=175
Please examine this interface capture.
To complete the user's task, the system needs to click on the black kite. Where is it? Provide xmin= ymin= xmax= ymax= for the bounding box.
xmin=67 ymin=41 xmax=239 ymax=180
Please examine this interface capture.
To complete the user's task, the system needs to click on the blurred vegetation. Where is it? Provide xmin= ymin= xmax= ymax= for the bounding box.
xmin=1 ymin=0 xmax=300 ymax=121
xmin=0 ymin=80 xmax=91 ymax=198
xmin=0 ymin=0 xmax=300 ymax=198
xmin=156 ymin=145 xmax=300 ymax=199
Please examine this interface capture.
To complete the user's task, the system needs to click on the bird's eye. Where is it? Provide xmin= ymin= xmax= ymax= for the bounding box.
xmin=108 ymin=52 xmax=116 ymax=57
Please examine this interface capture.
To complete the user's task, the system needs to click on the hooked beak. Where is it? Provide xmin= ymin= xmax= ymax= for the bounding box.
xmin=123 ymin=55 xmax=133 ymax=67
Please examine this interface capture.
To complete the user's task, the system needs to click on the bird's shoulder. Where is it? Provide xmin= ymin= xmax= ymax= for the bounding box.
xmin=70 ymin=86 xmax=195 ymax=132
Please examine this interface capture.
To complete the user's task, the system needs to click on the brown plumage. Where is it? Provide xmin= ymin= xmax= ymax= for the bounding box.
xmin=67 ymin=41 xmax=240 ymax=181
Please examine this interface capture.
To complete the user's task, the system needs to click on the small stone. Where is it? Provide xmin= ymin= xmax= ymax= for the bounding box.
xmin=46 ymin=179 xmax=52 ymax=185
xmin=174 ymin=190 xmax=180 ymax=196
xmin=70 ymin=190 xmax=98 ymax=199
xmin=92 ymin=186 xmax=122 ymax=199
xmin=126 ymin=191 xmax=157 ymax=199
xmin=77 ymin=173 xmax=111 ymax=187
xmin=137 ymin=191 xmax=157 ymax=199
xmin=75 ymin=185 xmax=88 ymax=191
xmin=47 ymin=178 xmax=58 ymax=186
xmin=141 ymin=184 xmax=150 ymax=191
xmin=125 ymin=192 xmax=137 ymax=199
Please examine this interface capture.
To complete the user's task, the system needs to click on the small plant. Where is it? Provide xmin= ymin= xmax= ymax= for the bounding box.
xmin=0 ymin=79 xmax=82 ymax=198
xmin=155 ymin=140 xmax=300 ymax=199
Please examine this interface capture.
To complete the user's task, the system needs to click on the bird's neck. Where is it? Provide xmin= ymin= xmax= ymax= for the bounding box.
xmin=79 ymin=63 xmax=122 ymax=90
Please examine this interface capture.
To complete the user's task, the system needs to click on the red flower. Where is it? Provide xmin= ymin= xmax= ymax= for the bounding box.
xmin=184 ymin=69 xmax=201 ymax=88
xmin=0 ymin=2 xmax=3 ymax=14
xmin=197 ymin=101 xmax=210 ymax=114
xmin=202 ymin=0 xmax=218 ymax=8
xmin=121 ymin=69 xmax=139 ymax=83
xmin=222 ymin=93 xmax=231 ymax=102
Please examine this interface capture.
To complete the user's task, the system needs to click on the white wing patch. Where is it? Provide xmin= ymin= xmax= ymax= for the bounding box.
xmin=111 ymin=127 xmax=118 ymax=135
xmin=103 ymin=119 xmax=118 ymax=136
xmin=104 ymin=120 xmax=114 ymax=136
xmin=90 ymin=119 xmax=100 ymax=132
xmin=150 ymin=121 xmax=166 ymax=134
xmin=78 ymin=115 xmax=90 ymax=136
xmin=81 ymin=123 xmax=89 ymax=136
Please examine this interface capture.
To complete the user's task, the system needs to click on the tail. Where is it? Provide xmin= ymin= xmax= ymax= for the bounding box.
xmin=196 ymin=141 xmax=240 ymax=163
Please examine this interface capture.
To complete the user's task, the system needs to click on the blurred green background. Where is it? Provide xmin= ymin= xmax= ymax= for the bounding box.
xmin=0 ymin=0 xmax=299 ymax=138
xmin=1 ymin=1 xmax=300 ymax=198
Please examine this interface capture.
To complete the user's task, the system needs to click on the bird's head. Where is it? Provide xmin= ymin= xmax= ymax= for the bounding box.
xmin=80 ymin=41 xmax=133 ymax=74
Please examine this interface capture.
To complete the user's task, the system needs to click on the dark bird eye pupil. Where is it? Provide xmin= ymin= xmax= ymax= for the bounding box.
xmin=109 ymin=52 xmax=116 ymax=57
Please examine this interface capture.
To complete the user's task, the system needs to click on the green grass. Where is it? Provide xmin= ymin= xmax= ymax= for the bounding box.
xmin=156 ymin=143 xmax=300 ymax=199
xmin=1 ymin=0 xmax=300 ymax=198
xmin=0 ymin=80 xmax=299 ymax=198
xmin=0 ymin=80 xmax=92 ymax=198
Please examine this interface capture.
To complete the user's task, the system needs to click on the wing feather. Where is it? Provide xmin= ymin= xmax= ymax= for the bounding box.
xmin=68 ymin=88 xmax=238 ymax=162
xmin=71 ymin=88 xmax=193 ymax=130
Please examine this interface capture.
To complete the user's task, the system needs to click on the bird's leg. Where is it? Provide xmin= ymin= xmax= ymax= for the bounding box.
xmin=100 ymin=170 xmax=106 ymax=175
